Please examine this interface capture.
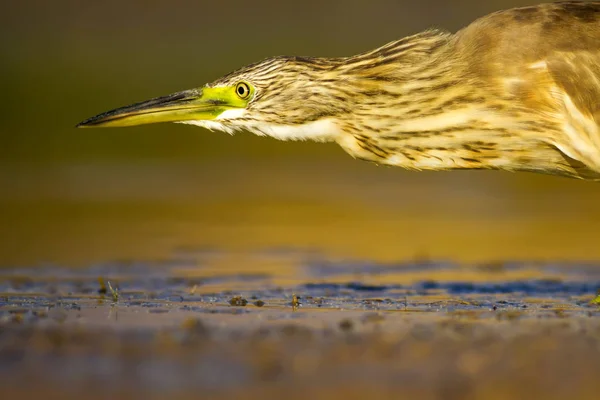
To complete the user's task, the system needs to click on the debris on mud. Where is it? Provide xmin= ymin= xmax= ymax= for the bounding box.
xmin=229 ymin=296 xmax=248 ymax=306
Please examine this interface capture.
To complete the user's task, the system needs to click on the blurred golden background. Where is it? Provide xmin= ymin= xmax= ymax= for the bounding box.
xmin=2 ymin=0 xmax=600 ymax=267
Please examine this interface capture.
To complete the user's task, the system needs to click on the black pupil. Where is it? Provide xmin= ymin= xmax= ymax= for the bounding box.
xmin=238 ymin=85 xmax=246 ymax=96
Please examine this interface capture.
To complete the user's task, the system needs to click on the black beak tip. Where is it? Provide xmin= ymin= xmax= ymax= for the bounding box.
xmin=76 ymin=116 xmax=100 ymax=128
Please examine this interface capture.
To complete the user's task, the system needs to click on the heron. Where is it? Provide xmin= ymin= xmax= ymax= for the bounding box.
xmin=78 ymin=2 xmax=600 ymax=180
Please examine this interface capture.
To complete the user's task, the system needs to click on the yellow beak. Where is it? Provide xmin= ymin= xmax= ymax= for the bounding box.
xmin=77 ymin=86 xmax=244 ymax=128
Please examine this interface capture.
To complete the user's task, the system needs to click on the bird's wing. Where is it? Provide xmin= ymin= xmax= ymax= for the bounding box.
xmin=532 ymin=50 xmax=600 ymax=173
xmin=546 ymin=50 xmax=600 ymax=121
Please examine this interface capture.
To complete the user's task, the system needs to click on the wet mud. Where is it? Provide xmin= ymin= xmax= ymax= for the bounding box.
xmin=1 ymin=250 xmax=599 ymax=399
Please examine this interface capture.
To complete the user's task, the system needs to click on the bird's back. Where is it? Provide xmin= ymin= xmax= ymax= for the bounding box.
xmin=453 ymin=2 xmax=600 ymax=178
xmin=456 ymin=2 xmax=600 ymax=66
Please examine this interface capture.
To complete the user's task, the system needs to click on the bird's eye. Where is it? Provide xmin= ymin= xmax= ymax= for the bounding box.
xmin=235 ymin=82 xmax=251 ymax=99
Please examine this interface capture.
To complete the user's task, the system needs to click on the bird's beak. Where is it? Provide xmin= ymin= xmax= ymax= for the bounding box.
xmin=77 ymin=87 xmax=243 ymax=128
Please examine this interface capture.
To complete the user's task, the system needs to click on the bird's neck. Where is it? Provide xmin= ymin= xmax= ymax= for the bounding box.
xmin=333 ymin=32 xmax=558 ymax=173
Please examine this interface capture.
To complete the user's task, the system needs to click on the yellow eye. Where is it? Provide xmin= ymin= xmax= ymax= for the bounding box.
xmin=235 ymin=82 xmax=251 ymax=99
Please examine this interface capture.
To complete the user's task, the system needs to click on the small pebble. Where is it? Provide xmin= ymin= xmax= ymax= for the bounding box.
xmin=229 ymin=296 xmax=248 ymax=306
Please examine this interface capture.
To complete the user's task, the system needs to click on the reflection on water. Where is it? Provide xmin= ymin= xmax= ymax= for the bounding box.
xmin=3 ymin=248 xmax=600 ymax=299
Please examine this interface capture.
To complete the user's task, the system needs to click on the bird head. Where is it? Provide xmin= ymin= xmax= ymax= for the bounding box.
xmin=77 ymin=56 xmax=349 ymax=142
